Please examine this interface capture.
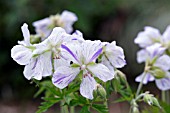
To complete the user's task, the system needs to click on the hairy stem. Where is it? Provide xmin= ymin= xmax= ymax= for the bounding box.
xmin=136 ymin=72 xmax=147 ymax=97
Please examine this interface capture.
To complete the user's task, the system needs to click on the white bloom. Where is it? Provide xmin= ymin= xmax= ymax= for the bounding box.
xmin=52 ymin=40 xmax=114 ymax=99
xmin=101 ymin=41 xmax=126 ymax=73
xmin=33 ymin=10 xmax=78 ymax=40
xmin=11 ymin=23 xmax=33 ymax=65
xmin=134 ymin=26 xmax=161 ymax=48
xmin=135 ymin=43 xmax=170 ymax=90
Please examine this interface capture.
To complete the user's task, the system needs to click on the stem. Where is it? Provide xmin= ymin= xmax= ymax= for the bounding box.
xmin=70 ymin=106 xmax=75 ymax=113
xmin=161 ymin=91 xmax=166 ymax=102
xmin=136 ymin=72 xmax=147 ymax=97
xmin=104 ymin=99 xmax=108 ymax=108
xmin=61 ymin=100 xmax=69 ymax=113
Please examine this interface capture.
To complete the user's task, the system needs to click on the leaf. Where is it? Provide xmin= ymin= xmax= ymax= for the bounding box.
xmin=92 ymin=104 xmax=108 ymax=113
xmin=36 ymin=97 xmax=61 ymax=113
xmin=34 ymin=86 xmax=45 ymax=98
xmin=80 ymin=106 xmax=91 ymax=113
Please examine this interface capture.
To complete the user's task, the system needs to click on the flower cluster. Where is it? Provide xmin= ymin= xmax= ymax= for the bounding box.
xmin=11 ymin=11 xmax=126 ymax=99
xmin=134 ymin=26 xmax=170 ymax=90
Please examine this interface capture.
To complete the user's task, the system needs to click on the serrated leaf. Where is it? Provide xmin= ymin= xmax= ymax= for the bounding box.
xmin=36 ymin=97 xmax=61 ymax=113
xmin=80 ymin=106 xmax=91 ymax=113
xmin=92 ymin=104 xmax=108 ymax=113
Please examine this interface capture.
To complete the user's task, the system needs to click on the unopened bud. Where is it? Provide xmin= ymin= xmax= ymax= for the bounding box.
xmin=149 ymin=67 xmax=166 ymax=79
xmin=143 ymin=93 xmax=161 ymax=108
xmin=132 ymin=106 xmax=140 ymax=113
xmin=97 ymin=84 xmax=107 ymax=99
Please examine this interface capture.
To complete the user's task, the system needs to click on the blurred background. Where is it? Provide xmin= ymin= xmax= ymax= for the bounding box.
xmin=1 ymin=0 xmax=170 ymax=112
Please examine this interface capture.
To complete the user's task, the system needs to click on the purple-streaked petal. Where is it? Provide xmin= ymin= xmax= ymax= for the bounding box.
xmin=146 ymin=43 xmax=166 ymax=58
xmin=33 ymin=18 xmax=52 ymax=39
xmin=11 ymin=45 xmax=32 ymax=65
xmin=23 ymin=51 xmax=52 ymax=80
xmin=101 ymin=56 xmax=114 ymax=73
xmin=137 ymin=49 xmax=148 ymax=63
xmin=52 ymin=66 xmax=80 ymax=89
xmin=61 ymin=44 xmax=79 ymax=62
xmin=80 ymin=75 xmax=96 ymax=100
xmin=21 ymin=23 xmax=31 ymax=46
xmin=54 ymin=58 xmax=70 ymax=71
xmin=155 ymin=55 xmax=170 ymax=71
xmin=72 ymin=30 xmax=85 ymax=43
xmin=90 ymin=48 xmax=102 ymax=62
xmin=82 ymin=40 xmax=103 ymax=64
xmin=155 ymin=72 xmax=170 ymax=91
xmin=104 ymin=41 xmax=126 ymax=68
xmin=135 ymin=73 xmax=155 ymax=84
xmin=87 ymin=63 xmax=114 ymax=82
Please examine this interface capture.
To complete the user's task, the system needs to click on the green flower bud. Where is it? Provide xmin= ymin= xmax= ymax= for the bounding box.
xmin=149 ymin=67 xmax=166 ymax=79
xmin=97 ymin=84 xmax=107 ymax=99
xmin=131 ymin=99 xmax=139 ymax=113
xmin=132 ymin=106 xmax=140 ymax=113
xmin=143 ymin=93 xmax=161 ymax=108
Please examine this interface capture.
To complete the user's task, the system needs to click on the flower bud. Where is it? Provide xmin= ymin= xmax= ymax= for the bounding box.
xmin=143 ymin=93 xmax=161 ymax=108
xmin=132 ymin=106 xmax=140 ymax=113
xmin=97 ymin=84 xmax=107 ymax=99
xmin=131 ymin=99 xmax=139 ymax=113
xmin=149 ymin=67 xmax=166 ymax=79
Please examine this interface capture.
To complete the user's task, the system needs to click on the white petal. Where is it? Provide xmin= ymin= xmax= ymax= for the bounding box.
xmin=134 ymin=26 xmax=161 ymax=48
xmin=23 ymin=52 xmax=52 ymax=80
xmin=146 ymin=43 xmax=166 ymax=58
xmin=32 ymin=39 xmax=49 ymax=56
xmin=162 ymin=25 xmax=170 ymax=42
xmin=101 ymin=56 xmax=114 ymax=73
xmin=11 ymin=45 xmax=32 ymax=65
xmin=61 ymin=43 xmax=81 ymax=64
xmin=48 ymin=27 xmax=66 ymax=45
xmin=155 ymin=55 xmax=170 ymax=71
xmin=80 ymin=75 xmax=96 ymax=100
xmin=72 ymin=30 xmax=85 ymax=43
xmin=52 ymin=66 xmax=80 ymax=89
xmin=87 ymin=63 xmax=114 ymax=82
xmin=82 ymin=40 xmax=103 ymax=64
xmin=33 ymin=18 xmax=52 ymax=39
xmin=104 ymin=41 xmax=126 ymax=68
xmin=137 ymin=49 xmax=148 ymax=63
xmin=54 ymin=58 xmax=70 ymax=71
xmin=61 ymin=10 xmax=78 ymax=33
xmin=21 ymin=23 xmax=31 ymax=46
xmin=155 ymin=76 xmax=170 ymax=91
xmin=135 ymin=73 xmax=155 ymax=84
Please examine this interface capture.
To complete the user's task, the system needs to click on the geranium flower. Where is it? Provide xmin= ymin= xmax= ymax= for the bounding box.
xmin=52 ymin=40 xmax=114 ymax=99
xmin=33 ymin=10 xmax=78 ymax=40
xmin=101 ymin=41 xmax=126 ymax=73
xmin=135 ymin=43 xmax=170 ymax=90
xmin=11 ymin=23 xmax=33 ymax=66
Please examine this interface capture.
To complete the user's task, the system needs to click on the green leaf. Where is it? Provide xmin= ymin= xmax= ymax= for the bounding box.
xmin=36 ymin=97 xmax=61 ymax=113
xmin=80 ymin=106 xmax=91 ymax=113
xmin=92 ymin=104 xmax=108 ymax=113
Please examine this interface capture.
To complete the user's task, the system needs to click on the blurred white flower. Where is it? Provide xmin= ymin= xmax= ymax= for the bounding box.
xmin=33 ymin=10 xmax=78 ymax=40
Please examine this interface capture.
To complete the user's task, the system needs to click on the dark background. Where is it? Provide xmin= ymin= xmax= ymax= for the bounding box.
xmin=0 ymin=0 xmax=170 ymax=110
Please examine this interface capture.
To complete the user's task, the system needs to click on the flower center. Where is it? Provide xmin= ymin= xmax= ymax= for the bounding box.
xmin=80 ymin=64 xmax=86 ymax=70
